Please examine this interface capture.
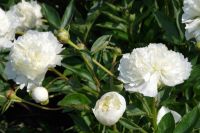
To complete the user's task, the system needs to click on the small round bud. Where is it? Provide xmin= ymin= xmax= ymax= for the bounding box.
xmin=6 ymin=89 xmax=22 ymax=102
xmin=77 ymin=43 xmax=86 ymax=50
xmin=31 ymin=87 xmax=49 ymax=104
xmin=196 ymin=42 xmax=200 ymax=49
xmin=114 ymin=47 xmax=122 ymax=56
xmin=6 ymin=90 xmax=15 ymax=100
xmin=57 ymin=29 xmax=70 ymax=43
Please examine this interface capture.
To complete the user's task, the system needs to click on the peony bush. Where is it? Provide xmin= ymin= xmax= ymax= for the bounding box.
xmin=0 ymin=0 xmax=200 ymax=132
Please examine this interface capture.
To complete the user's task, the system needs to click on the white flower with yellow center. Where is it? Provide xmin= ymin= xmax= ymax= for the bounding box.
xmin=5 ymin=30 xmax=63 ymax=90
xmin=182 ymin=0 xmax=200 ymax=41
xmin=157 ymin=106 xmax=181 ymax=124
xmin=118 ymin=43 xmax=192 ymax=97
xmin=93 ymin=92 xmax=126 ymax=126
xmin=7 ymin=0 xmax=43 ymax=32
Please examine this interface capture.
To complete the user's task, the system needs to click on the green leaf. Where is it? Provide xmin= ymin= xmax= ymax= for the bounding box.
xmin=154 ymin=11 xmax=180 ymax=44
xmin=42 ymin=3 xmax=61 ymax=29
xmin=60 ymin=0 xmax=75 ymax=28
xmin=96 ymin=22 xmax=127 ymax=32
xmin=1 ymin=100 xmax=12 ymax=114
xmin=58 ymin=93 xmax=91 ymax=106
xmin=173 ymin=105 xmax=200 ymax=133
xmin=156 ymin=113 xmax=175 ymax=133
xmin=0 ymin=94 xmax=7 ymax=106
xmin=62 ymin=63 xmax=94 ymax=82
xmin=102 ymin=11 xmax=127 ymax=24
xmin=46 ymin=79 xmax=73 ymax=93
xmin=91 ymin=35 xmax=111 ymax=53
xmin=119 ymin=117 xmax=147 ymax=132
xmin=70 ymin=114 xmax=91 ymax=132
xmin=126 ymin=105 xmax=147 ymax=116
xmin=84 ymin=9 xmax=101 ymax=42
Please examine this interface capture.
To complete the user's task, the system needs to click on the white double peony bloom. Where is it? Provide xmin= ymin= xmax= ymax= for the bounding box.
xmin=7 ymin=0 xmax=43 ymax=32
xmin=118 ymin=43 xmax=192 ymax=97
xmin=0 ymin=8 xmax=18 ymax=49
xmin=31 ymin=87 xmax=49 ymax=103
xmin=182 ymin=0 xmax=200 ymax=41
xmin=157 ymin=106 xmax=181 ymax=124
xmin=0 ymin=0 xmax=43 ymax=49
xmin=5 ymin=30 xmax=64 ymax=90
xmin=93 ymin=92 xmax=126 ymax=126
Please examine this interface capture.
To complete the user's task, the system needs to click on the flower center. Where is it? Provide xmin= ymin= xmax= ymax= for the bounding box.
xmin=99 ymin=95 xmax=121 ymax=112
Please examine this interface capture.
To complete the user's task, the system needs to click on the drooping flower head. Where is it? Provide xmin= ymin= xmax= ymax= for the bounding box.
xmin=7 ymin=0 xmax=43 ymax=32
xmin=182 ymin=0 xmax=200 ymax=41
xmin=157 ymin=106 xmax=181 ymax=124
xmin=5 ymin=30 xmax=64 ymax=90
xmin=93 ymin=92 xmax=126 ymax=126
xmin=118 ymin=43 xmax=192 ymax=97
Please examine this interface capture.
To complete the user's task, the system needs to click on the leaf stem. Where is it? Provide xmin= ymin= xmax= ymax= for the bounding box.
xmin=92 ymin=58 xmax=116 ymax=78
xmin=152 ymin=98 xmax=157 ymax=132
xmin=48 ymin=67 xmax=68 ymax=81
xmin=102 ymin=125 xmax=106 ymax=133
xmin=113 ymin=124 xmax=119 ymax=132
xmin=65 ymin=39 xmax=115 ymax=78
xmin=66 ymin=39 xmax=81 ymax=50
xmin=22 ymin=99 xmax=63 ymax=111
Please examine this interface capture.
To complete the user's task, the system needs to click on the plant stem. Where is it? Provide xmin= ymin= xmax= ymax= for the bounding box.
xmin=113 ymin=124 xmax=119 ymax=132
xmin=66 ymin=39 xmax=81 ymax=50
xmin=65 ymin=39 xmax=115 ymax=78
xmin=48 ymin=67 xmax=68 ymax=81
xmin=152 ymin=98 xmax=157 ymax=132
xmin=92 ymin=58 xmax=116 ymax=78
xmin=22 ymin=100 xmax=62 ymax=111
xmin=80 ymin=52 xmax=100 ymax=91
xmin=102 ymin=125 xmax=106 ymax=133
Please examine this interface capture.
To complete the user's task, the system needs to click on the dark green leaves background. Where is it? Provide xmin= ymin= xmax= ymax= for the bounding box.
xmin=1 ymin=0 xmax=200 ymax=132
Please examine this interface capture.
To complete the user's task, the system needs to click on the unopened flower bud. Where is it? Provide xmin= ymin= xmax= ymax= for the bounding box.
xmin=77 ymin=43 xmax=86 ymax=50
xmin=6 ymin=90 xmax=16 ymax=100
xmin=114 ymin=47 xmax=122 ymax=56
xmin=93 ymin=92 xmax=126 ymax=126
xmin=57 ymin=29 xmax=70 ymax=43
xmin=196 ymin=42 xmax=200 ymax=49
xmin=31 ymin=87 xmax=49 ymax=104
xmin=6 ymin=89 xmax=22 ymax=102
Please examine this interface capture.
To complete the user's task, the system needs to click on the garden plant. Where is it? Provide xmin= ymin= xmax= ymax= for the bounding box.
xmin=0 ymin=0 xmax=200 ymax=133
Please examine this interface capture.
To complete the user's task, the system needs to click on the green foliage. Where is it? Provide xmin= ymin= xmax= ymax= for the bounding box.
xmin=156 ymin=113 xmax=175 ymax=133
xmin=42 ymin=3 xmax=61 ymax=29
xmin=1 ymin=0 xmax=200 ymax=133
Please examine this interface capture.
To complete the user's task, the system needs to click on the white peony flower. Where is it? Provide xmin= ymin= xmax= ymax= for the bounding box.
xmin=31 ymin=86 xmax=49 ymax=103
xmin=5 ymin=30 xmax=64 ymax=90
xmin=157 ymin=106 xmax=181 ymax=124
xmin=118 ymin=43 xmax=192 ymax=97
xmin=7 ymin=0 xmax=43 ymax=32
xmin=182 ymin=0 xmax=200 ymax=41
xmin=0 ymin=8 xmax=18 ymax=49
xmin=92 ymin=92 xmax=126 ymax=126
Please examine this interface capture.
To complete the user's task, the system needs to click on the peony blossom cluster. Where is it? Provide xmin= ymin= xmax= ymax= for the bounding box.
xmin=0 ymin=0 xmax=42 ymax=49
xmin=118 ymin=43 xmax=192 ymax=97
xmin=1 ymin=1 xmax=64 ymax=103
xmin=182 ymin=0 xmax=200 ymax=41
xmin=0 ymin=0 xmax=192 ymax=128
